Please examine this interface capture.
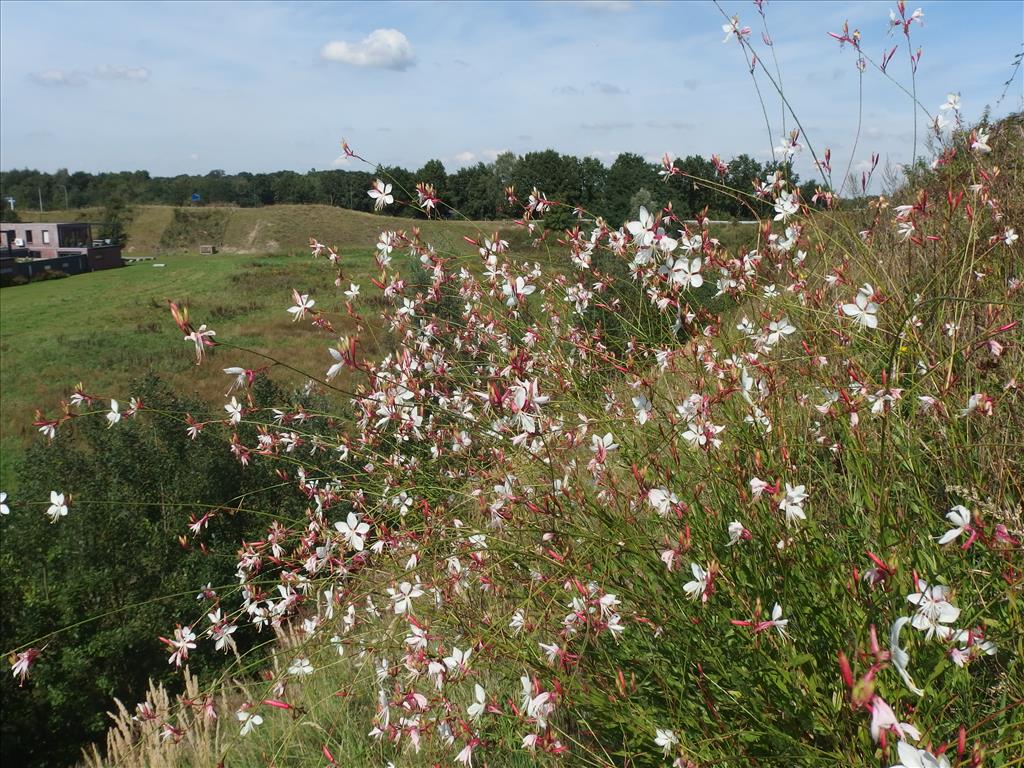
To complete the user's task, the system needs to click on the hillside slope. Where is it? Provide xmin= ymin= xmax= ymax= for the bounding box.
xmin=15 ymin=204 xmax=527 ymax=256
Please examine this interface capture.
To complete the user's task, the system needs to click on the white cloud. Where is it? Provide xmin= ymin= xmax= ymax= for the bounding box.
xmin=321 ymin=29 xmax=415 ymax=71
xmin=453 ymin=151 xmax=476 ymax=164
xmin=30 ymin=69 xmax=87 ymax=87
xmin=332 ymin=154 xmax=354 ymax=168
xmin=94 ymin=65 xmax=150 ymax=81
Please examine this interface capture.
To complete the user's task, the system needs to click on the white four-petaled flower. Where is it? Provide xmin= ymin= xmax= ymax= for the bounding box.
xmin=225 ymin=397 xmax=243 ymax=424
xmin=46 ymin=491 xmax=68 ymax=523
xmin=287 ymin=290 xmax=315 ymax=321
xmin=237 ymin=709 xmax=263 ymax=736
xmin=654 ymin=727 xmax=679 ymax=756
xmin=778 ymin=483 xmax=807 ymax=525
xmin=842 ymin=284 xmax=879 ymax=329
xmin=683 ymin=562 xmax=711 ymax=602
xmin=368 ymin=179 xmax=394 ymax=211
xmin=335 ymin=512 xmax=371 ymax=551
xmin=907 ymin=580 xmax=960 ymax=640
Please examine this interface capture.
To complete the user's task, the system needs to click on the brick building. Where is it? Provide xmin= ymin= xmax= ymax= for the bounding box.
xmin=0 ymin=221 xmax=124 ymax=271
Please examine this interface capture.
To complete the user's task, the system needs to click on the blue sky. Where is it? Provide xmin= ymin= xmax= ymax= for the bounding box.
xmin=1 ymin=0 xmax=1021 ymax=182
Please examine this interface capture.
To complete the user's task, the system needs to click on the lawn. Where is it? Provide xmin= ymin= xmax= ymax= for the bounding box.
xmin=15 ymin=204 xmax=533 ymax=256
xmin=0 ymin=250 xmax=382 ymax=491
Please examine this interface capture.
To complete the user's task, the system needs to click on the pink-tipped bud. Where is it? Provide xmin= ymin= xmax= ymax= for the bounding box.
xmin=837 ymin=651 xmax=854 ymax=691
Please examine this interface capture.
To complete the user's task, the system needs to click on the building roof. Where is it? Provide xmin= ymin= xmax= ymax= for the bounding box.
xmin=0 ymin=221 xmax=98 ymax=228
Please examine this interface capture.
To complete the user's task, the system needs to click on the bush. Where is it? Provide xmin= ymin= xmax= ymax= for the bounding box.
xmin=0 ymin=375 xmax=301 ymax=767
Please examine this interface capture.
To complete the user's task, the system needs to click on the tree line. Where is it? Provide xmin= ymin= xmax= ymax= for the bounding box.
xmin=1 ymin=151 xmax=821 ymax=227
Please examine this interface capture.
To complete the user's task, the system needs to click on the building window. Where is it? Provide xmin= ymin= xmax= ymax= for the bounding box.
xmin=59 ymin=226 xmax=89 ymax=248
xmin=42 ymin=230 xmax=51 ymax=244
xmin=25 ymin=230 xmax=33 ymax=243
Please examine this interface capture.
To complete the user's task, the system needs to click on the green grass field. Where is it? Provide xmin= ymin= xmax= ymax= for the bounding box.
xmin=15 ymin=204 xmax=532 ymax=256
xmin=0 ymin=250 xmax=382 ymax=491
xmin=1 ymin=205 xmax=532 ymax=492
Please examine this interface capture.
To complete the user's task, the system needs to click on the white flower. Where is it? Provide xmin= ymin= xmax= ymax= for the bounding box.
xmin=590 ymin=432 xmax=618 ymax=454
xmin=778 ymin=483 xmax=807 ymax=525
xmin=889 ymin=617 xmax=924 ymax=696
xmin=775 ymin=134 xmax=802 ymax=160
xmin=890 ymin=740 xmax=952 ymax=768
xmin=654 ymin=727 xmax=679 ymax=756
xmin=971 ymin=130 xmax=991 ymax=153
xmin=683 ymin=562 xmax=710 ymax=602
xmin=648 ymin=488 xmax=679 ymax=518
xmin=388 ymin=580 xmax=424 ymax=614
xmin=665 ymin=256 xmax=704 ymax=290
xmin=0 ymin=492 xmax=8 ymax=516
xmin=443 ymin=646 xmax=472 ymax=675
xmin=773 ymin=192 xmax=799 ymax=221
xmin=727 ymin=520 xmax=746 ymax=546
xmin=539 ymin=641 xmax=560 ymax=666
xmin=335 ymin=512 xmax=371 ymax=551
xmin=286 ymin=291 xmax=315 ymax=321
xmin=237 ymin=709 xmax=263 ymax=736
xmin=510 ymin=609 xmax=526 ymax=634
xmin=326 ymin=346 xmax=346 ymax=381
xmin=223 ymin=367 xmax=248 ymax=393
xmin=934 ymin=505 xmax=970 ymax=545
xmin=502 ymin=276 xmax=536 ymax=307
xmin=907 ymin=581 xmax=959 ymax=639
xmin=106 ymin=399 xmax=121 ymax=427
xmin=939 ymin=93 xmax=961 ymax=112
xmin=766 ymin=602 xmax=789 ymax=637
xmin=368 ymin=179 xmax=394 ymax=210
xmin=467 ymin=684 xmax=486 ymax=720
xmin=764 ymin=317 xmax=796 ymax=348
xmin=225 ymin=396 xmax=243 ymax=424
xmin=749 ymin=477 xmax=769 ymax=498
xmin=632 ymin=394 xmax=652 ymax=425
xmin=46 ymin=491 xmax=68 ymax=523
xmin=949 ymin=629 xmax=997 ymax=667
xmin=721 ymin=14 xmax=748 ymax=43
xmin=626 ymin=206 xmax=656 ymax=249
xmin=288 ymin=658 xmax=314 ymax=676
xmin=841 ymin=284 xmax=879 ymax=329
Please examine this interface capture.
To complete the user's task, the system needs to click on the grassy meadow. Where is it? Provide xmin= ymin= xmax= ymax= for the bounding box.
xmin=0 ymin=252 xmax=345 ymax=489
xmin=14 ymin=204 xmax=532 ymax=256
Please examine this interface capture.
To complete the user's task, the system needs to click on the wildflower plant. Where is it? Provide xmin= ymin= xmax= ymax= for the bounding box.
xmin=4 ymin=4 xmax=1023 ymax=767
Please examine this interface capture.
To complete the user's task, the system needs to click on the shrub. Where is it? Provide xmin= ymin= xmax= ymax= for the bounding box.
xmin=0 ymin=375 xmax=302 ymax=767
